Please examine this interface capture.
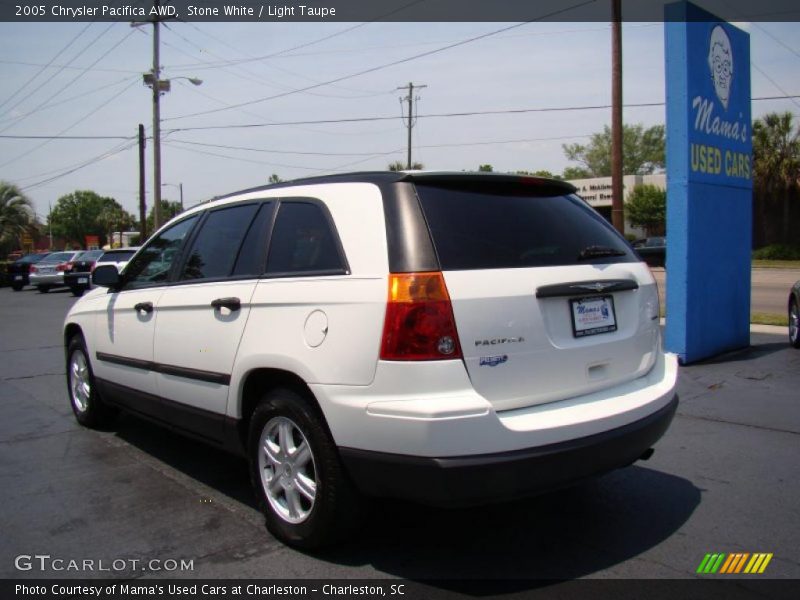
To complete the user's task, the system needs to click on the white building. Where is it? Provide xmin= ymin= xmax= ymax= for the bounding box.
xmin=566 ymin=174 xmax=666 ymax=237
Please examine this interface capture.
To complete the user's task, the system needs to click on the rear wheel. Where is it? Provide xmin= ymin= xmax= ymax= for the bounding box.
xmin=37 ymin=285 xmax=50 ymax=293
xmin=11 ymin=283 xmax=23 ymax=291
xmin=790 ymin=297 xmax=800 ymax=349
xmin=67 ymin=335 xmax=117 ymax=428
xmin=248 ymin=387 xmax=363 ymax=549
xmin=70 ymin=287 xmax=84 ymax=297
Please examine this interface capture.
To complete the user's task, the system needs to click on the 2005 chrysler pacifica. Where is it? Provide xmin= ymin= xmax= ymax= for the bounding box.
xmin=64 ymin=172 xmax=678 ymax=548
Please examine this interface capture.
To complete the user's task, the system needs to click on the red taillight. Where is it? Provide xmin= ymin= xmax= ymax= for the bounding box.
xmin=29 ymin=265 xmax=37 ymax=274
xmin=57 ymin=262 xmax=70 ymax=272
xmin=380 ymin=272 xmax=462 ymax=361
xmin=90 ymin=262 xmax=97 ymax=273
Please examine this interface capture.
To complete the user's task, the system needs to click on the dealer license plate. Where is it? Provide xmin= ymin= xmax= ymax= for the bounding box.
xmin=570 ymin=295 xmax=617 ymax=338
xmin=14 ymin=275 xmax=22 ymax=281
xmin=78 ymin=277 xmax=88 ymax=284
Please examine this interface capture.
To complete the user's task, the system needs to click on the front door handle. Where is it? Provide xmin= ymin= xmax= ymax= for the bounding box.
xmin=134 ymin=301 xmax=153 ymax=314
xmin=211 ymin=297 xmax=241 ymax=312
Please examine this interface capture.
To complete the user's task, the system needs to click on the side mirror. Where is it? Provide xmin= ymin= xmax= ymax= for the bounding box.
xmin=93 ymin=265 xmax=121 ymax=288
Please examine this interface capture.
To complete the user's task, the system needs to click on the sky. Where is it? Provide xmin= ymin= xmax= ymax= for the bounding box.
xmin=0 ymin=13 xmax=798 ymax=225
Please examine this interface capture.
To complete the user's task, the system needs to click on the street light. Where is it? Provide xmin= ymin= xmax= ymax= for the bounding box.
xmin=142 ymin=47 xmax=201 ymax=231
xmin=161 ymin=182 xmax=184 ymax=211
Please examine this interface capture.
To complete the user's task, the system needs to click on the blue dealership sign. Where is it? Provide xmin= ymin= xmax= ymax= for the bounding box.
xmin=665 ymin=3 xmax=752 ymax=363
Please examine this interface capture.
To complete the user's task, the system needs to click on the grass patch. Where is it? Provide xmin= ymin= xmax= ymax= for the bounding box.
xmin=658 ymin=309 xmax=787 ymax=326
xmin=750 ymin=313 xmax=788 ymax=327
xmin=752 ymin=259 xmax=800 ymax=269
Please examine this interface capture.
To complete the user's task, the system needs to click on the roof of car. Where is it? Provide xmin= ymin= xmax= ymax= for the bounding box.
xmin=210 ymin=171 xmax=577 ymax=203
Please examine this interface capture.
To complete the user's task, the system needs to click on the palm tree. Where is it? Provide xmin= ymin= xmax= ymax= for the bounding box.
xmin=752 ymin=112 xmax=800 ymax=244
xmin=0 ymin=181 xmax=35 ymax=254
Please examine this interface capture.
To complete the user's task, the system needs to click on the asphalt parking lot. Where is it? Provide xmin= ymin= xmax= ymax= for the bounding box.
xmin=1 ymin=285 xmax=799 ymax=588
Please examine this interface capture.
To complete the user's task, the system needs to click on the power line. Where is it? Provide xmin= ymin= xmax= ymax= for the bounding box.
xmin=0 ymin=78 xmax=140 ymax=168
xmin=19 ymin=139 xmax=138 ymax=191
xmin=0 ymin=22 xmax=94 ymax=113
xmin=3 ymin=94 xmax=797 ymax=141
xmin=167 ymin=0 xmax=428 ymax=71
xmin=0 ymin=23 xmax=116 ymax=126
xmin=166 ymin=139 xmax=397 ymax=157
xmin=163 ymin=0 xmax=598 ymax=122
xmin=0 ymin=76 xmax=140 ymax=127
xmin=0 ymin=26 xmax=136 ymax=135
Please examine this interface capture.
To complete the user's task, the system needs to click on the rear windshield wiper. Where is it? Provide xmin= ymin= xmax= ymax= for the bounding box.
xmin=577 ymin=245 xmax=628 ymax=261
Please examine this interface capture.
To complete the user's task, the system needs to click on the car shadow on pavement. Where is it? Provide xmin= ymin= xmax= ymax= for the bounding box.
xmin=687 ymin=341 xmax=788 ymax=365
xmin=113 ymin=412 xmax=700 ymax=588
xmin=320 ymin=466 xmax=700 ymax=588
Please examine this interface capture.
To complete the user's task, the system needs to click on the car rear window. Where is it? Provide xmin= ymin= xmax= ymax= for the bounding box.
xmin=99 ymin=250 xmax=136 ymax=262
xmin=43 ymin=252 xmax=75 ymax=263
xmin=414 ymin=183 xmax=637 ymax=270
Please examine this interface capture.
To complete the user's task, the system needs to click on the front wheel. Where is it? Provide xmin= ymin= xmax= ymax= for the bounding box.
xmin=67 ymin=335 xmax=117 ymax=428
xmin=248 ymin=387 xmax=363 ymax=549
xmin=790 ymin=297 xmax=800 ymax=349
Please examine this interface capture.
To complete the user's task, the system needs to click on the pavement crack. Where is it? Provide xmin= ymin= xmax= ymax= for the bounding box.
xmin=676 ymin=412 xmax=800 ymax=436
xmin=0 ymin=344 xmax=62 ymax=353
xmin=2 ymin=371 xmax=64 ymax=381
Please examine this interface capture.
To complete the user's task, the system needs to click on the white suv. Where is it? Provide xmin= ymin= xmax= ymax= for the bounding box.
xmin=64 ymin=172 xmax=678 ymax=548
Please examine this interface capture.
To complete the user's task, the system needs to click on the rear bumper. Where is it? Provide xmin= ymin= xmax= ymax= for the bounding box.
xmin=64 ymin=272 xmax=92 ymax=289
xmin=29 ymin=273 xmax=64 ymax=286
xmin=340 ymin=393 xmax=678 ymax=506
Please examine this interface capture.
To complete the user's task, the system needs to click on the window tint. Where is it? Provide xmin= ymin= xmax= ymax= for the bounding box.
xmin=124 ymin=216 xmax=198 ymax=288
xmin=232 ymin=202 xmax=274 ymax=277
xmin=99 ymin=250 xmax=136 ymax=263
xmin=266 ymin=202 xmax=346 ymax=275
xmin=415 ymin=184 xmax=637 ymax=270
xmin=180 ymin=204 xmax=259 ymax=281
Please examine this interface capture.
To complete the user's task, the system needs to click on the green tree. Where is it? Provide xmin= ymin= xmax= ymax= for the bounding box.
xmin=98 ymin=205 xmax=135 ymax=248
xmin=0 ymin=181 xmax=35 ymax=254
xmin=625 ymin=184 xmax=666 ymax=236
xmin=146 ymin=200 xmax=183 ymax=233
xmin=561 ymin=166 xmax=592 ymax=180
xmin=388 ymin=160 xmax=424 ymax=171
xmin=516 ymin=169 xmax=563 ymax=180
xmin=562 ymin=123 xmax=665 ymax=177
xmin=49 ymin=191 xmax=132 ymax=247
xmin=478 ymin=164 xmax=493 ymax=172
xmin=268 ymin=174 xmax=283 ymax=184
xmin=753 ymin=112 xmax=800 ymax=244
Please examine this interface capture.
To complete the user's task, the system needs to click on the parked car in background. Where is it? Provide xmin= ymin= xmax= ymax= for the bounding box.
xmin=64 ymin=250 xmax=105 ymax=297
xmin=7 ymin=252 xmax=51 ymax=291
xmin=65 ymin=171 xmax=678 ymax=549
xmin=29 ymin=251 xmax=83 ymax=293
xmin=789 ymin=281 xmax=800 ymax=349
xmin=94 ymin=247 xmax=139 ymax=273
xmin=633 ymin=236 xmax=666 ymax=268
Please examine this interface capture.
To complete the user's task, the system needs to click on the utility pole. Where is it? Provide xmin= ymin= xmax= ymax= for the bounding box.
xmin=397 ymin=82 xmax=426 ymax=169
xmin=138 ymin=124 xmax=147 ymax=240
xmin=611 ymin=0 xmax=625 ymax=234
xmin=151 ymin=0 xmax=163 ymax=232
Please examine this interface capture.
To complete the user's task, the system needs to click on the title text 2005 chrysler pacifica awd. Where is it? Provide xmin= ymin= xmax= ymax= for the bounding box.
xmin=64 ymin=172 xmax=678 ymax=548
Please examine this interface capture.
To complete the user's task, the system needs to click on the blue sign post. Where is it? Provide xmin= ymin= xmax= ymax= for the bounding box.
xmin=664 ymin=2 xmax=752 ymax=364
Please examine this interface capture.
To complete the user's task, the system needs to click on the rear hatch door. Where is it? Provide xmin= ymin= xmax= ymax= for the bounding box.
xmin=414 ymin=177 xmax=661 ymax=412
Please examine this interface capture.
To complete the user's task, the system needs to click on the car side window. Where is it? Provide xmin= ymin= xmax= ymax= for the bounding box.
xmin=123 ymin=216 xmax=199 ymax=289
xmin=180 ymin=203 xmax=260 ymax=281
xmin=266 ymin=201 xmax=348 ymax=276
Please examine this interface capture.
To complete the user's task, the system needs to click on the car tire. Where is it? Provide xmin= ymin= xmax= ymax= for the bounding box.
xmin=11 ymin=283 xmax=23 ymax=291
xmin=37 ymin=285 xmax=50 ymax=293
xmin=66 ymin=335 xmax=117 ymax=428
xmin=70 ymin=287 xmax=84 ymax=297
xmin=790 ymin=297 xmax=800 ymax=349
xmin=248 ymin=387 xmax=363 ymax=549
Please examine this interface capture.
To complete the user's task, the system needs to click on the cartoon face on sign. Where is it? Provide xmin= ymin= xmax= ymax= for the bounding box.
xmin=708 ymin=25 xmax=733 ymax=110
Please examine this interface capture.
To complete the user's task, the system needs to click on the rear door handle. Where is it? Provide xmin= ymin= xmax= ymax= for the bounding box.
xmin=211 ymin=297 xmax=241 ymax=312
xmin=134 ymin=302 xmax=153 ymax=314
